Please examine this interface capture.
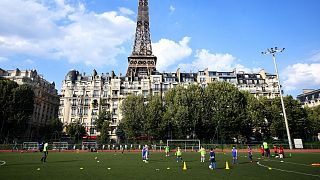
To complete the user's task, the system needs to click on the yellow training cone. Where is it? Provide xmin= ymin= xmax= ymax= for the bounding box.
xmin=183 ymin=161 xmax=187 ymax=170
xmin=225 ymin=161 xmax=230 ymax=170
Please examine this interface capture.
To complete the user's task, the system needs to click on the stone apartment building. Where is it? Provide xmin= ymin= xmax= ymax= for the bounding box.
xmin=0 ymin=68 xmax=59 ymax=140
xmin=297 ymin=89 xmax=320 ymax=108
xmin=58 ymin=0 xmax=281 ymax=140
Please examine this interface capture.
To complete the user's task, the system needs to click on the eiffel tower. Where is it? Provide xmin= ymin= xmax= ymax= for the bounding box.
xmin=126 ymin=0 xmax=157 ymax=78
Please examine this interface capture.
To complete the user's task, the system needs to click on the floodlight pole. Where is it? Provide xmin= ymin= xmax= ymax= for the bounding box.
xmin=262 ymin=47 xmax=293 ymax=150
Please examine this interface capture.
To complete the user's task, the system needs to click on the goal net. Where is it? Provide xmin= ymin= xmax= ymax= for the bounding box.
xmin=82 ymin=141 xmax=97 ymax=150
xmin=23 ymin=142 xmax=39 ymax=150
xmin=167 ymin=139 xmax=200 ymax=152
xmin=52 ymin=142 xmax=69 ymax=150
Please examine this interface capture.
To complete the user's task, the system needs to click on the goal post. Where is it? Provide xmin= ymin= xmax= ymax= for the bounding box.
xmin=23 ymin=142 xmax=39 ymax=150
xmin=52 ymin=142 xmax=69 ymax=150
xmin=167 ymin=139 xmax=200 ymax=152
xmin=82 ymin=141 xmax=97 ymax=150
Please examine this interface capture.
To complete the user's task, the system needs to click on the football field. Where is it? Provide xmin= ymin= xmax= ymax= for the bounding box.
xmin=0 ymin=151 xmax=319 ymax=180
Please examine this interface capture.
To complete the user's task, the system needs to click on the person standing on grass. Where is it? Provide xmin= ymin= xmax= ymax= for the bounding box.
xmin=142 ymin=145 xmax=149 ymax=162
xmin=209 ymin=148 xmax=216 ymax=170
xmin=248 ymin=145 xmax=253 ymax=162
xmin=40 ymin=142 xmax=48 ymax=163
xmin=200 ymin=146 xmax=206 ymax=162
xmin=175 ymin=147 xmax=183 ymax=162
xmin=232 ymin=146 xmax=238 ymax=164
xmin=273 ymin=145 xmax=278 ymax=157
xmin=279 ymin=145 xmax=284 ymax=159
xmin=260 ymin=145 xmax=264 ymax=160
xmin=263 ymin=142 xmax=270 ymax=158
xmin=165 ymin=146 xmax=170 ymax=157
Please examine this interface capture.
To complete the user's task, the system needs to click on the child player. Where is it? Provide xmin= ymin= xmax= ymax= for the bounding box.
xmin=260 ymin=145 xmax=264 ymax=160
xmin=142 ymin=145 xmax=149 ymax=162
xmin=232 ymin=146 xmax=238 ymax=164
xmin=175 ymin=147 xmax=183 ymax=162
xmin=248 ymin=145 xmax=253 ymax=162
xmin=209 ymin=148 xmax=216 ymax=170
xmin=165 ymin=145 xmax=170 ymax=157
xmin=200 ymin=146 xmax=206 ymax=162
xmin=274 ymin=145 xmax=278 ymax=157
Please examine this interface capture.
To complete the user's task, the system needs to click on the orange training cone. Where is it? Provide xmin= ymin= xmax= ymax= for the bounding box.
xmin=183 ymin=161 xmax=187 ymax=170
xmin=225 ymin=161 xmax=230 ymax=170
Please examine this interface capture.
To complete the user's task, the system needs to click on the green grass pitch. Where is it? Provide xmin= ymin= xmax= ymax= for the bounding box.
xmin=0 ymin=151 xmax=319 ymax=180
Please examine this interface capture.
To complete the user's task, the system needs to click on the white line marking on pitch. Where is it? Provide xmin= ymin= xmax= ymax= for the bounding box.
xmin=0 ymin=160 xmax=6 ymax=166
xmin=266 ymin=159 xmax=317 ymax=167
xmin=257 ymin=161 xmax=320 ymax=178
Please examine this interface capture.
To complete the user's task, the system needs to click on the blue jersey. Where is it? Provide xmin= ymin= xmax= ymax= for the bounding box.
xmin=232 ymin=149 xmax=237 ymax=157
xmin=210 ymin=151 xmax=216 ymax=162
xmin=142 ymin=147 xmax=146 ymax=156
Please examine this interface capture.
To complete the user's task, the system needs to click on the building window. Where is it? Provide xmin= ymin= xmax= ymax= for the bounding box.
xmin=84 ymin=99 xmax=89 ymax=106
xmin=154 ymin=77 xmax=160 ymax=82
xmin=93 ymin=90 xmax=99 ymax=97
xmin=78 ymin=108 xmax=83 ymax=115
xmin=103 ymin=91 xmax=108 ymax=97
xmin=72 ymin=99 xmax=77 ymax=106
xmin=84 ymin=107 xmax=88 ymax=115
xmin=143 ymin=82 xmax=148 ymax=88
xmin=134 ymin=83 xmax=138 ymax=89
xmin=71 ymin=108 xmax=76 ymax=116
xmin=154 ymin=84 xmax=160 ymax=91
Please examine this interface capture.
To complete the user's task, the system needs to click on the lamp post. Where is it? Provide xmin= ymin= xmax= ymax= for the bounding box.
xmin=262 ymin=47 xmax=293 ymax=149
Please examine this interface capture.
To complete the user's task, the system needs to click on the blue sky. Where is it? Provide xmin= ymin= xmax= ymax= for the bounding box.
xmin=0 ymin=0 xmax=320 ymax=97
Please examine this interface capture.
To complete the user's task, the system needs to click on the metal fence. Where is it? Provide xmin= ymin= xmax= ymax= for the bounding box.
xmin=0 ymin=142 xmax=320 ymax=151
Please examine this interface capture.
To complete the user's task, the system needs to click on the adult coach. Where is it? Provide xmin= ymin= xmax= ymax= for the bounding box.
xmin=263 ymin=142 xmax=270 ymax=158
xmin=41 ymin=142 xmax=48 ymax=163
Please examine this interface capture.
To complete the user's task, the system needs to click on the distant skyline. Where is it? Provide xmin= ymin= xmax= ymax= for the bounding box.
xmin=1 ymin=0 xmax=320 ymax=97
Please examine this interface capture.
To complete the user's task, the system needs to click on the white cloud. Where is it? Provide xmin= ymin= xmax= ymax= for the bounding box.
xmin=177 ymin=49 xmax=261 ymax=73
xmin=0 ymin=0 xmax=136 ymax=66
xmin=169 ymin=5 xmax=175 ymax=13
xmin=119 ymin=7 xmax=135 ymax=16
xmin=178 ymin=49 xmax=234 ymax=71
xmin=152 ymin=37 xmax=192 ymax=71
xmin=283 ymin=63 xmax=320 ymax=91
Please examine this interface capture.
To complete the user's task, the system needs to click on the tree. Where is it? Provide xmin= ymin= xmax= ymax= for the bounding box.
xmin=94 ymin=108 xmax=111 ymax=143
xmin=0 ymin=78 xmax=18 ymax=141
xmin=94 ymin=109 xmax=111 ymax=132
xmin=66 ymin=121 xmax=87 ymax=142
xmin=306 ymin=106 xmax=320 ymax=139
xmin=145 ymin=94 xmax=164 ymax=140
xmin=120 ymin=95 xmax=146 ymax=139
xmin=99 ymin=121 xmax=110 ymax=143
xmin=203 ymin=82 xmax=247 ymax=142
xmin=243 ymin=92 xmax=266 ymax=141
xmin=284 ymin=96 xmax=309 ymax=140
xmin=11 ymin=84 xmax=34 ymax=138
xmin=0 ymin=79 xmax=34 ymax=142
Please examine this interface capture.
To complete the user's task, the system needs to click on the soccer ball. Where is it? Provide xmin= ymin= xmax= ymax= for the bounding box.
xmin=209 ymin=165 xmax=213 ymax=169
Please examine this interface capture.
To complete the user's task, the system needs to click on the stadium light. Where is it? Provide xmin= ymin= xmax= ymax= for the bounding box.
xmin=262 ymin=47 xmax=293 ymax=150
